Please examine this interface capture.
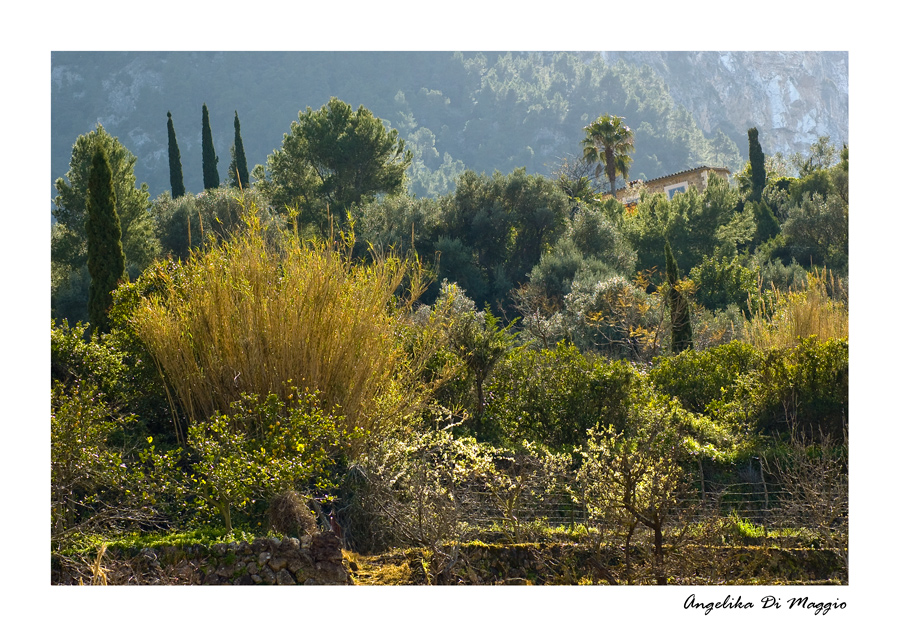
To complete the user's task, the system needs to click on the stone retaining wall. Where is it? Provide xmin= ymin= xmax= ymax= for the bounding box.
xmin=51 ymin=532 xmax=349 ymax=585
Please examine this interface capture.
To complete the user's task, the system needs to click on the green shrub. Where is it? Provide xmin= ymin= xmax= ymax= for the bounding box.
xmin=51 ymin=320 xmax=126 ymax=398
xmin=780 ymin=192 xmax=848 ymax=272
xmin=733 ymin=337 xmax=848 ymax=440
xmin=649 ymin=341 xmax=763 ymax=415
xmin=151 ymin=186 xmax=283 ymax=261
xmin=482 ymin=343 xmax=640 ymax=450
xmin=432 ymin=235 xmax=489 ymax=304
xmin=789 ymin=169 xmax=834 ymax=206
xmin=51 ymin=318 xmax=170 ymax=439
xmin=690 ymin=304 xmax=747 ymax=351
xmin=51 ymin=379 xmax=131 ymax=548
xmin=567 ymin=205 xmax=636 ymax=274
xmin=563 ymin=274 xmax=662 ymax=361
xmin=527 ymin=237 xmax=613 ymax=308
xmin=689 ymin=255 xmax=758 ymax=313
xmin=754 ymin=256 xmax=808 ymax=294
xmin=354 ymin=192 xmax=443 ymax=262
xmin=651 ymin=337 xmax=847 ymax=442
xmin=152 ymin=195 xmax=202 ymax=259
xmin=133 ymin=389 xmax=345 ymax=534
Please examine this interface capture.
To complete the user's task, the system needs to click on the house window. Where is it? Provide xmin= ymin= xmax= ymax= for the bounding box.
xmin=664 ymin=182 xmax=688 ymax=199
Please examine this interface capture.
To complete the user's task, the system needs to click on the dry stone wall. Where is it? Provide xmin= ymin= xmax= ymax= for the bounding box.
xmin=51 ymin=533 xmax=349 ymax=585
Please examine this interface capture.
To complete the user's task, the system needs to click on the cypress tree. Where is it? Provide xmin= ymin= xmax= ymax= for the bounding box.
xmin=665 ymin=240 xmax=693 ymax=354
xmin=85 ymin=146 xmax=126 ymax=334
xmin=747 ymin=127 xmax=766 ymax=202
xmin=201 ymin=103 xmax=219 ymax=190
xmin=229 ymin=110 xmax=250 ymax=189
xmin=167 ymin=111 xmax=186 ymax=199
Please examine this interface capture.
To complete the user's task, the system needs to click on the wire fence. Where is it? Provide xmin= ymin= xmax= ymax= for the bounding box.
xmin=346 ymin=436 xmax=848 ymax=554
xmin=441 ymin=475 xmax=842 ymax=536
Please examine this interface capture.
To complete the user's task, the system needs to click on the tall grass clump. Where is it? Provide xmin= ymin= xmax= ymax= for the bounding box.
xmin=129 ymin=206 xmax=441 ymax=453
xmin=744 ymin=268 xmax=848 ymax=349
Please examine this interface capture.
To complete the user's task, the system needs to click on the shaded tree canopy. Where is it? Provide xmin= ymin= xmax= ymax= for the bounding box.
xmin=53 ymin=124 xmax=157 ymax=278
xmin=666 ymin=240 xmax=693 ymax=353
xmin=202 ymin=103 xmax=220 ymax=190
xmin=261 ymin=97 xmax=412 ymax=231
xmin=167 ymin=111 xmax=185 ymax=199
xmin=747 ymin=127 xmax=766 ymax=201
xmin=85 ymin=145 xmax=125 ymax=334
xmin=229 ymin=110 xmax=250 ymax=189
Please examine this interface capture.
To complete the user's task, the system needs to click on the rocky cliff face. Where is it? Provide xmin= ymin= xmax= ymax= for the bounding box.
xmin=601 ymin=51 xmax=849 ymax=156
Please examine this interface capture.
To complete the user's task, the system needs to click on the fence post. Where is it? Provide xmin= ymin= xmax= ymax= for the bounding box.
xmin=757 ymin=456 xmax=769 ymax=537
xmin=698 ymin=456 xmax=705 ymax=502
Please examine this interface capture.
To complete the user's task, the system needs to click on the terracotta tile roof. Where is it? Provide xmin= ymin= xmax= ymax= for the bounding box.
xmin=626 ymin=165 xmax=731 ymax=188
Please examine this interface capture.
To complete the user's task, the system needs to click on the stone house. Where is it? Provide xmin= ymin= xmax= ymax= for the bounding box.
xmin=616 ymin=166 xmax=731 ymax=208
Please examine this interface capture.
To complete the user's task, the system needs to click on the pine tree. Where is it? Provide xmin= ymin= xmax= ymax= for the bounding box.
xmin=85 ymin=146 xmax=126 ymax=334
xmin=665 ymin=240 xmax=693 ymax=353
xmin=229 ymin=110 xmax=250 ymax=189
xmin=202 ymin=103 xmax=219 ymax=190
xmin=167 ymin=111 xmax=186 ymax=199
xmin=747 ymin=127 xmax=766 ymax=202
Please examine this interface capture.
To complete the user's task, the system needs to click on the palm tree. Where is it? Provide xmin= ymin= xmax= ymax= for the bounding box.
xmin=581 ymin=114 xmax=635 ymax=200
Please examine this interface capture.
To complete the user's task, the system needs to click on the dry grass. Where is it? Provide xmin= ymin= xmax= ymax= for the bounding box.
xmin=76 ymin=544 xmax=109 ymax=585
xmin=130 ymin=205 xmax=447 ymax=453
xmin=744 ymin=268 xmax=848 ymax=349
xmin=268 ymin=490 xmax=318 ymax=537
xmin=344 ymin=549 xmax=416 ymax=585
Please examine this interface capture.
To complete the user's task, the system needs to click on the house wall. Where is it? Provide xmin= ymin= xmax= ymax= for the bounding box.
xmin=617 ymin=168 xmax=731 ymax=205
xmin=643 ymin=168 xmax=730 ymax=199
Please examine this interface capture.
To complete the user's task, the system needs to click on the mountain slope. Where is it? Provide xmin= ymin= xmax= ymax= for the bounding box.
xmin=50 ymin=51 xmax=848 ymax=204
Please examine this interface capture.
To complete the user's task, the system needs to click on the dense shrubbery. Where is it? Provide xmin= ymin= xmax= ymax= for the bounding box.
xmin=51 ymin=319 xmax=171 ymax=438
xmin=178 ymin=389 xmax=345 ymax=534
xmin=482 ymin=343 xmax=639 ymax=449
xmin=51 ymin=379 xmax=132 ymax=547
xmin=50 ymin=107 xmax=848 ymax=584
xmin=731 ymin=337 xmax=848 ymax=440
xmin=689 ymin=255 xmax=758 ymax=313
xmin=649 ymin=341 xmax=763 ymax=414
xmin=651 ymin=337 xmax=848 ymax=442
xmin=127 ymin=212 xmax=443 ymax=451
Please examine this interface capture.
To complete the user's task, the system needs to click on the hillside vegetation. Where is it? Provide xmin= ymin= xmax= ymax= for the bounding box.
xmin=50 ymin=88 xmax=848 ymax=584
xmin=52 ymin=51 xmax=792 ymax=202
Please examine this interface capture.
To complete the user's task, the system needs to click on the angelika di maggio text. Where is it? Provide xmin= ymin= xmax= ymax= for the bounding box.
xmin=684 ymin=593 xmax=846 ymax=616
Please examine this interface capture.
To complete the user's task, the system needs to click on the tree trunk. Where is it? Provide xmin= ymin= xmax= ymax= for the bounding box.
xmin=624 ymin=520 xmax=637 ymax=585
xmin=653 ymin=523 xmax=666 ymax=585
xmin=606 ymin=148 xmax=618 ymax=199
xmin=475 ymin=376 xmax=485 ymax=415
xmin=218 ymin=500 xmax=233 ymax=535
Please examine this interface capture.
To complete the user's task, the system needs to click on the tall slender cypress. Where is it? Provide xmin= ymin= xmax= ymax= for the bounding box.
xmin=229 ymin=110 xmax=250 ymax=189
xmin=85 ymin=146 xmax=126 ymax=334
xmin=747 ymin=127 xmax=766 ymax=202
xmin=665 ymin=240 xmax=693 ymax=354
xmin=201 ymin=103 xmax=219 ymax=190
xmin=167 ymin=111 xmax=186 ymax=198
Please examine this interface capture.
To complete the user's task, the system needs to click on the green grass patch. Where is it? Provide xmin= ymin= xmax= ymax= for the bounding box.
xmin=57 ymin=526 xmax=257 ymax=555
